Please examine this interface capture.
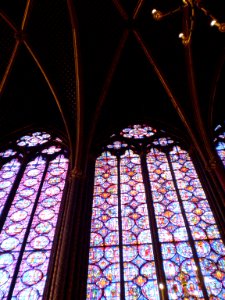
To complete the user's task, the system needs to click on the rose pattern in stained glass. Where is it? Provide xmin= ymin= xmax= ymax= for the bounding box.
xmin=121 ymin=125 xmax=157 ymax=139
xmin=15 ymin=199 xmax=32 ymax=210
xmin=0 ymin=181 xmax=11 ymax=189
xmin=6 ymin=224 xmax=23 ymax=236
xmin=38 ymin=209 xmax=55 ymax=221
xmin=0 ymin=149 xmax=17 ymax=158
xmin=42 ymin=198 xmax=57 ymax=208
xmin=1 ymin=237 xmax=20 ymax=251
xmin=45 ymin=186 xmax=60 ymax=196
xmin=153 ymin=137 xmax=174 ymax=146
xmin=17 ymin=132 xmax=51 ymax=147
xmin=22 ymin=269 xmax=43 ymax=285
xmin=107 ymin=141 xmax=128 ymax=150
xmin=27 ymin=252 xmax=46 ymax=267
xmin=42 ymin=145 xmax=61 ymax=155
xmin=35 ymin=222 xmax=52 ymax=234
xmin=30 ymin=236 xmax=50 ymax=250
xmin=0 ymin=253 xmax=14 ymax=268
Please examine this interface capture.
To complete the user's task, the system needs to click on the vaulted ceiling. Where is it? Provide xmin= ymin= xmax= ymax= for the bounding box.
xmin=0 ymin=0 xmax=224 ymax=168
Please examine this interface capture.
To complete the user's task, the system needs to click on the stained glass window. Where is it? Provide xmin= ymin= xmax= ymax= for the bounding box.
xmin=214 ymin=123 xmax=225 ymax=167
xmin=87 ymin=124 xmax=225 ymax=299
xmin=0 ymin=131 xmax=69 ymax=299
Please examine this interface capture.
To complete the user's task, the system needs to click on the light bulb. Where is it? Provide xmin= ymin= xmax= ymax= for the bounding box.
xmin=179 ymin=33 xmax=184 ymax=39
xmin=159 ymin=283 xmax=164 ymax=290
xmin=211 ymin=20 xmax=217 ymax=26
xmin=152 ymin=9 xmax=163 ymax=20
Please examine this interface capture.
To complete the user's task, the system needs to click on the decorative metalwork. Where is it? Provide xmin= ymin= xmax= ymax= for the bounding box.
xmin=152 ymin=0 xmax=225 ymax=46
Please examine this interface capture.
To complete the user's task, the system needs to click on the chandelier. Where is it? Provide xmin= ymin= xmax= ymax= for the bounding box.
xmin=152 ymin=0 xmax=225 ymax=46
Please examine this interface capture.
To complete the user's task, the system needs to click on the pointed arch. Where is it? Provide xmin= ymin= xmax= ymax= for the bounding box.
xmin=87 ymin=124 xmax=225 ymax=299
xmin=0 ymin=131 xmax=69 ymax=299
xmin=215 ymin=123 xmax=225 ymax=167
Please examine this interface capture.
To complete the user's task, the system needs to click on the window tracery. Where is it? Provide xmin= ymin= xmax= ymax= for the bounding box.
xmin=87 ymin=124 xmax=225 ymax=299
xmin=214 ymin=123 xmax=225 ymax=167
xmin=0 ymin=131 xmax=69 ymax=299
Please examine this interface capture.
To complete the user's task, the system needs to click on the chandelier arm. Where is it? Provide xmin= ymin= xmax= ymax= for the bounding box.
xmin=152 ymin=6 xmax=182 ymax=21
xmin=165 ymin=6 xmax=183 ymax=17
xmin=195 ymin=1 xmax=215 ymax=19
xmin=194 ymin=1 xmax=225 ymax=31
xmin=152 ymin=0 xmax=225 ymax=45
xmin=179 ymin=0 xmax=195 ymax=46
xmin=189 ymin=0 xmax=195 ymax=43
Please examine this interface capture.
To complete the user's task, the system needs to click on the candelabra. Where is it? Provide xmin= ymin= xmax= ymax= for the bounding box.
xmin=152 ymin=0 xmax=225 ymax=45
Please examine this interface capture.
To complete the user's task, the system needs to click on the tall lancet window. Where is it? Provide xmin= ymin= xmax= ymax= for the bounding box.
xmin=87 ymin=125 xmax=225 ymax=300
xmin=0 ymin=132 xmax=69 ymax=299
xmin=214 ymin=123 xmax=225 ymax=167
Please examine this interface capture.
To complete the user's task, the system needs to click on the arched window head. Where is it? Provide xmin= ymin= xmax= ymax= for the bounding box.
xmin=214 ymin=123 xmax=225 ymax=167
xmin=0 ymin=131 xmax=69 ymax=299
xmin=87 ymin=124 xmax=225 ymax=299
